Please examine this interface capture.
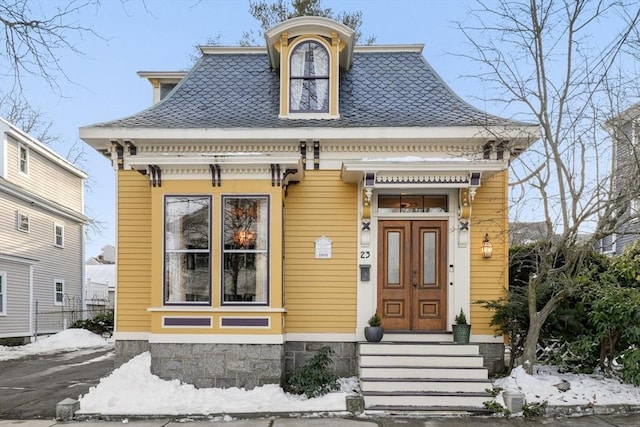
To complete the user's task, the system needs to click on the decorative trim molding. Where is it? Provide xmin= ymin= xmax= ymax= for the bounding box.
xmin=376 ymin=174 xmax=469 ymax=185
xmin=149 ymin=333 xmax=284 ymax=344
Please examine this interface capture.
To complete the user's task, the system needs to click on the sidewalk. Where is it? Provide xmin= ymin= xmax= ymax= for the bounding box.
xmin=3 ymin=413 xmax=640 ymax=426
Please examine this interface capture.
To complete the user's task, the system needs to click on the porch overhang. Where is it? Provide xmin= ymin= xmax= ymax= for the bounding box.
xmin=123 ymin=153 xmax=304 ymax=188
xmin=340 ymin=158 xmax=507 ymax=189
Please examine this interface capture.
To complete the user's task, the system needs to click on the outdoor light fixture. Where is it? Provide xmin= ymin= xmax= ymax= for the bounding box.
xmin=482 ymin=233 xmax=494 ymax=258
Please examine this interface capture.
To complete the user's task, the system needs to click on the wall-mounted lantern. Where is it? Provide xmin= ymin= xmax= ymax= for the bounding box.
xmin=482 ymin=233 xmax=494 ymax=259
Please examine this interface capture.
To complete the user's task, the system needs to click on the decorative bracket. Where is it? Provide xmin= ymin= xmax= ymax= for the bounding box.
xmin=313 ymin=140 xmax=320 ymax=170
xmin=299 ymin=141 xmax=307 ymax=170
xmin=209 ymin=164 xmax=221 ymax=187
xmin=149 ymin=165 xmax=162 ymax=187
xmin=110 ymin=140 xmax=124 ymax=170
xmin=469 ymin=172 xmax=482 ymax=201
xmin=271 ymin=164 xmax=282 ymax=187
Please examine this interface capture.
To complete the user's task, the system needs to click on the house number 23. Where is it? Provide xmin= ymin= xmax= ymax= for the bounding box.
xmin=360 ymin=251 xmax=370 ymax=259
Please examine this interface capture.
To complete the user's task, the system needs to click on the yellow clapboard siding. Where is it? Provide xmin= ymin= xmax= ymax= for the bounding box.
xmin=116 ymin=170 xmax=152 ymax=332
xmin=469 ymin=170 xmax=508 ymax=334
xmin=284 ymin=170 xmax=358 ymax=332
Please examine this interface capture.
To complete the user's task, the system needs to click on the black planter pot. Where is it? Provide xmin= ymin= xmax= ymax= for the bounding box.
xmin=452 ymin=324 xmax=471 ymax=344
xmin=364 ymin=326 xmax=384 ymax=342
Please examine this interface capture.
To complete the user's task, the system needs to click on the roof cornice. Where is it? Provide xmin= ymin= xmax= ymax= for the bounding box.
xmin=80 ymin=125 xmax=540 ymax=150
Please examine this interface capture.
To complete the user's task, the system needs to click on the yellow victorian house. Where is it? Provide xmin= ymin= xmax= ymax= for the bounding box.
xmin=80 ymin=17 xmax=537 ymax=411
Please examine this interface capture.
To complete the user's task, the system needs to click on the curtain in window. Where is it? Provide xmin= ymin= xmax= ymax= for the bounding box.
xmin=290 ymin=41 xmax=329 ymax=112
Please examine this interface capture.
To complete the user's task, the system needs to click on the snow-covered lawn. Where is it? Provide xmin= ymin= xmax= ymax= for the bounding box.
xmin=2 ymin=330 xmax=639 ymax=416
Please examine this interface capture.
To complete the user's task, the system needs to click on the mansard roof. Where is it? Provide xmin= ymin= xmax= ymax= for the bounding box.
xmin=82 ymin=46 xmax=529 ymax=131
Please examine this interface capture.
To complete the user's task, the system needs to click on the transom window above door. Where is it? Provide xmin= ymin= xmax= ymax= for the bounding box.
xmin=378 ymin=195 xmax=448 ymax=213
xmin=289 ymin=40 xmax=329 ymax=113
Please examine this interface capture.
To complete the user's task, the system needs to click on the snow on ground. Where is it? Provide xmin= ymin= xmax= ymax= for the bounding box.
xmin=78 ymin=352 xmax=359 ymax=415
xmin=0 ymin=329 xmax=113 ymax=361
xmin=494 ymin=365 xmax=640 ymax=407
xmin=2 ymin=330 xmax=640 ymax=416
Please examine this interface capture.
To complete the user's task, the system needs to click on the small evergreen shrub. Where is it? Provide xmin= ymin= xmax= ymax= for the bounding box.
xmin=367 ymin=312 xmax=381 ymax=327
xmin=522 ymin=401 xmax=547 ymax=418
xmin=288 ymin=346 xmax=339 ymax=398
xmin=69 ymin=311 xmax=114 ymax=335
xmin=483 ymin=400 xmax=510 ymax=417
xmin=619 ymin=348 xmax=640 ymax=386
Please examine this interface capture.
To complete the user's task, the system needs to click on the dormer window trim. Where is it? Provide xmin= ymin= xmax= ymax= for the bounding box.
xmin=289 ymin=39 xmax=330 ymax=114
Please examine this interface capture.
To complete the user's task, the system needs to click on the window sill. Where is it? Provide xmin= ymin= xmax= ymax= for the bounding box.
xmin=148 ymin=306 xmax=286 ymax=313
xmin=279 ymin=112 xmax=339 ymax=120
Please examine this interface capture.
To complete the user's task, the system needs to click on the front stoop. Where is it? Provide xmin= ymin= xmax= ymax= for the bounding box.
xmin=359 ymin=341 xmax=494 ymax=413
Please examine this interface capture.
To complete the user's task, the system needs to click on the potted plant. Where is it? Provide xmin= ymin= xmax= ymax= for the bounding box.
xmin=452 ymin=308 xmax=471 ymax=344
xmin=364 ymin=312 xmax=384 ymax=342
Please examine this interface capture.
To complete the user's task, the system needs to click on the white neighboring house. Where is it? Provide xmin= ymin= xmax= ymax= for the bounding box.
xmin=0 ymin=118 xmax=87 ymax=342
xmin=85 ymin=245 xmax=116 ymax=313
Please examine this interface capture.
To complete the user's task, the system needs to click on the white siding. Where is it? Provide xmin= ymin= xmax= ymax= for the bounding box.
xmin=0 ymin=260 xmax=31 ymax=338
xmin=5 ymin=135 xmax=84 ymax=213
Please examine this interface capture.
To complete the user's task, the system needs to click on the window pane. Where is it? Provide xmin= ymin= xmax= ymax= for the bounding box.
xmin=165 ymin=252 xmax=210 ymax=303
xmin=290 ymin=41 xmax=329 ymax=113
xmin=423 ymin=232 xmax=436 ymax=284
xmin=387 ymin=231 xmax=400 ymax=284
xmin=223 ymin=196 xmax=269 ymax=304
xmin=223 ymin=198 xmax=267 ymax=251
xmin=164 ymin=196 xmax=211 ymax=304
xmin=223 ymin=253 xmax=267 ymax=302
xmin=165 ymin=197 xmax=210 ymax=250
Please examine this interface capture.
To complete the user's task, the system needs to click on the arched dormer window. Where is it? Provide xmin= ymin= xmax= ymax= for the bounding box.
xmin=289 ymin=41 xmax=329 ymax=113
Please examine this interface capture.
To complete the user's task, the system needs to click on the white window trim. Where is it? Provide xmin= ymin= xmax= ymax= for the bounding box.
xmin=54 ymin=222 xmax=64 ymax=248
xmin=17 ymin=211 xmax=29 ymax=233
xmin=18 ymin=142 xmax=29 ymax=176
xmin=54 ymin=279 xmax=65 ymax=306
xmin=0 ymin=271 xmax=6 ymax=315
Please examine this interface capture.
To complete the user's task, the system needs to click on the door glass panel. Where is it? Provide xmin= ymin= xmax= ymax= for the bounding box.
xmin=387 ymin=231 xmax=400 ymax=284
xmin=423 ymin=231 xmax=436 ymax=284
xmin=378 ymin=195 xmax=448 ymax=213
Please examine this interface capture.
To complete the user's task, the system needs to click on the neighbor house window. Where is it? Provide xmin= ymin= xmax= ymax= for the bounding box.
xmin=0 ymin=272 xmax=6 ymax=315
xmin=164 ymin=195 xmax=211 ymax=304
xmin=54 ymin=223 xmax=64 ymax=247
xmin=54 ymin=279 xmax=64 ymax=305
xmin=290 ymin=40 xmax=329 ymax=113
xmin=17 ymin=211 xmax=29 ymax=232
xmin=18 ymin=143 xmax=29 ymax=175
xmin=222 ymin=196 xmax=269 ymax=304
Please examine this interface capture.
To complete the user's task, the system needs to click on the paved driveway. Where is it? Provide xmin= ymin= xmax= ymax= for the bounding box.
xmin=0 ymin=346 xmax=114 ymax=419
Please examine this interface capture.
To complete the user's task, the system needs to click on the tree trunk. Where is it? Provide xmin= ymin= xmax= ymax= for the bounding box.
xmin=521 ymin=315 xmax=544 ymax=374
xmin=520 ymin=276 xmax=569 ymax=374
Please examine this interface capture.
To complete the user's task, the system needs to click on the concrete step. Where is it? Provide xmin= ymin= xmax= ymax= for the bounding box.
xmin=363 ymin=391 xmax=492 ymax=408
xmin=360 ymin=354 xmax=484 ymax=368
xmin=360 ymin=377 xmax=492 ymax=393
xmin=359 ymin=366 xmax=489 ymax=379
xmin=360 ymin=342 xmax=480 ymax=356
xmin=382 ymin=333 xmax=452 ymax=342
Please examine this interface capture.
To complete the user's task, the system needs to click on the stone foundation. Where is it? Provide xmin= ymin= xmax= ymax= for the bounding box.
xmin=149 ymin=343 xmax=284 ymax=389
xmin=114 ymin=340 xmax=149 ymax=367
xmin=284 ymin=341 xmax=358 ymax=380
xmin=478 ymin=342 xmax=505 ymax=375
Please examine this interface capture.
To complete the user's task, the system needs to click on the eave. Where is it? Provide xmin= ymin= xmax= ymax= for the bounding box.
xmin=79 ymin=125 xmax=540 ymax=153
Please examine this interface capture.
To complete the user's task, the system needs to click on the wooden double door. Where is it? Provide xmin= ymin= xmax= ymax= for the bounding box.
xmin=377 ymin=220 xmax=448 ymax=331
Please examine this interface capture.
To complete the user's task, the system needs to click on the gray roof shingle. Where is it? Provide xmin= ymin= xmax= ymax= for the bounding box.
xmin=91 ymin=50 xmax=523 ymax=129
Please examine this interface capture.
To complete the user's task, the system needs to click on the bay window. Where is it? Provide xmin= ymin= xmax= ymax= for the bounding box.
xmin=164 ymin=195 xmax=211 ymax=304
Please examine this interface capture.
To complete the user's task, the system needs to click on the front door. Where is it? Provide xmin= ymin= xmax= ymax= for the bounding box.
xmin=377 ymin=220 xmax=448 ymax=331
